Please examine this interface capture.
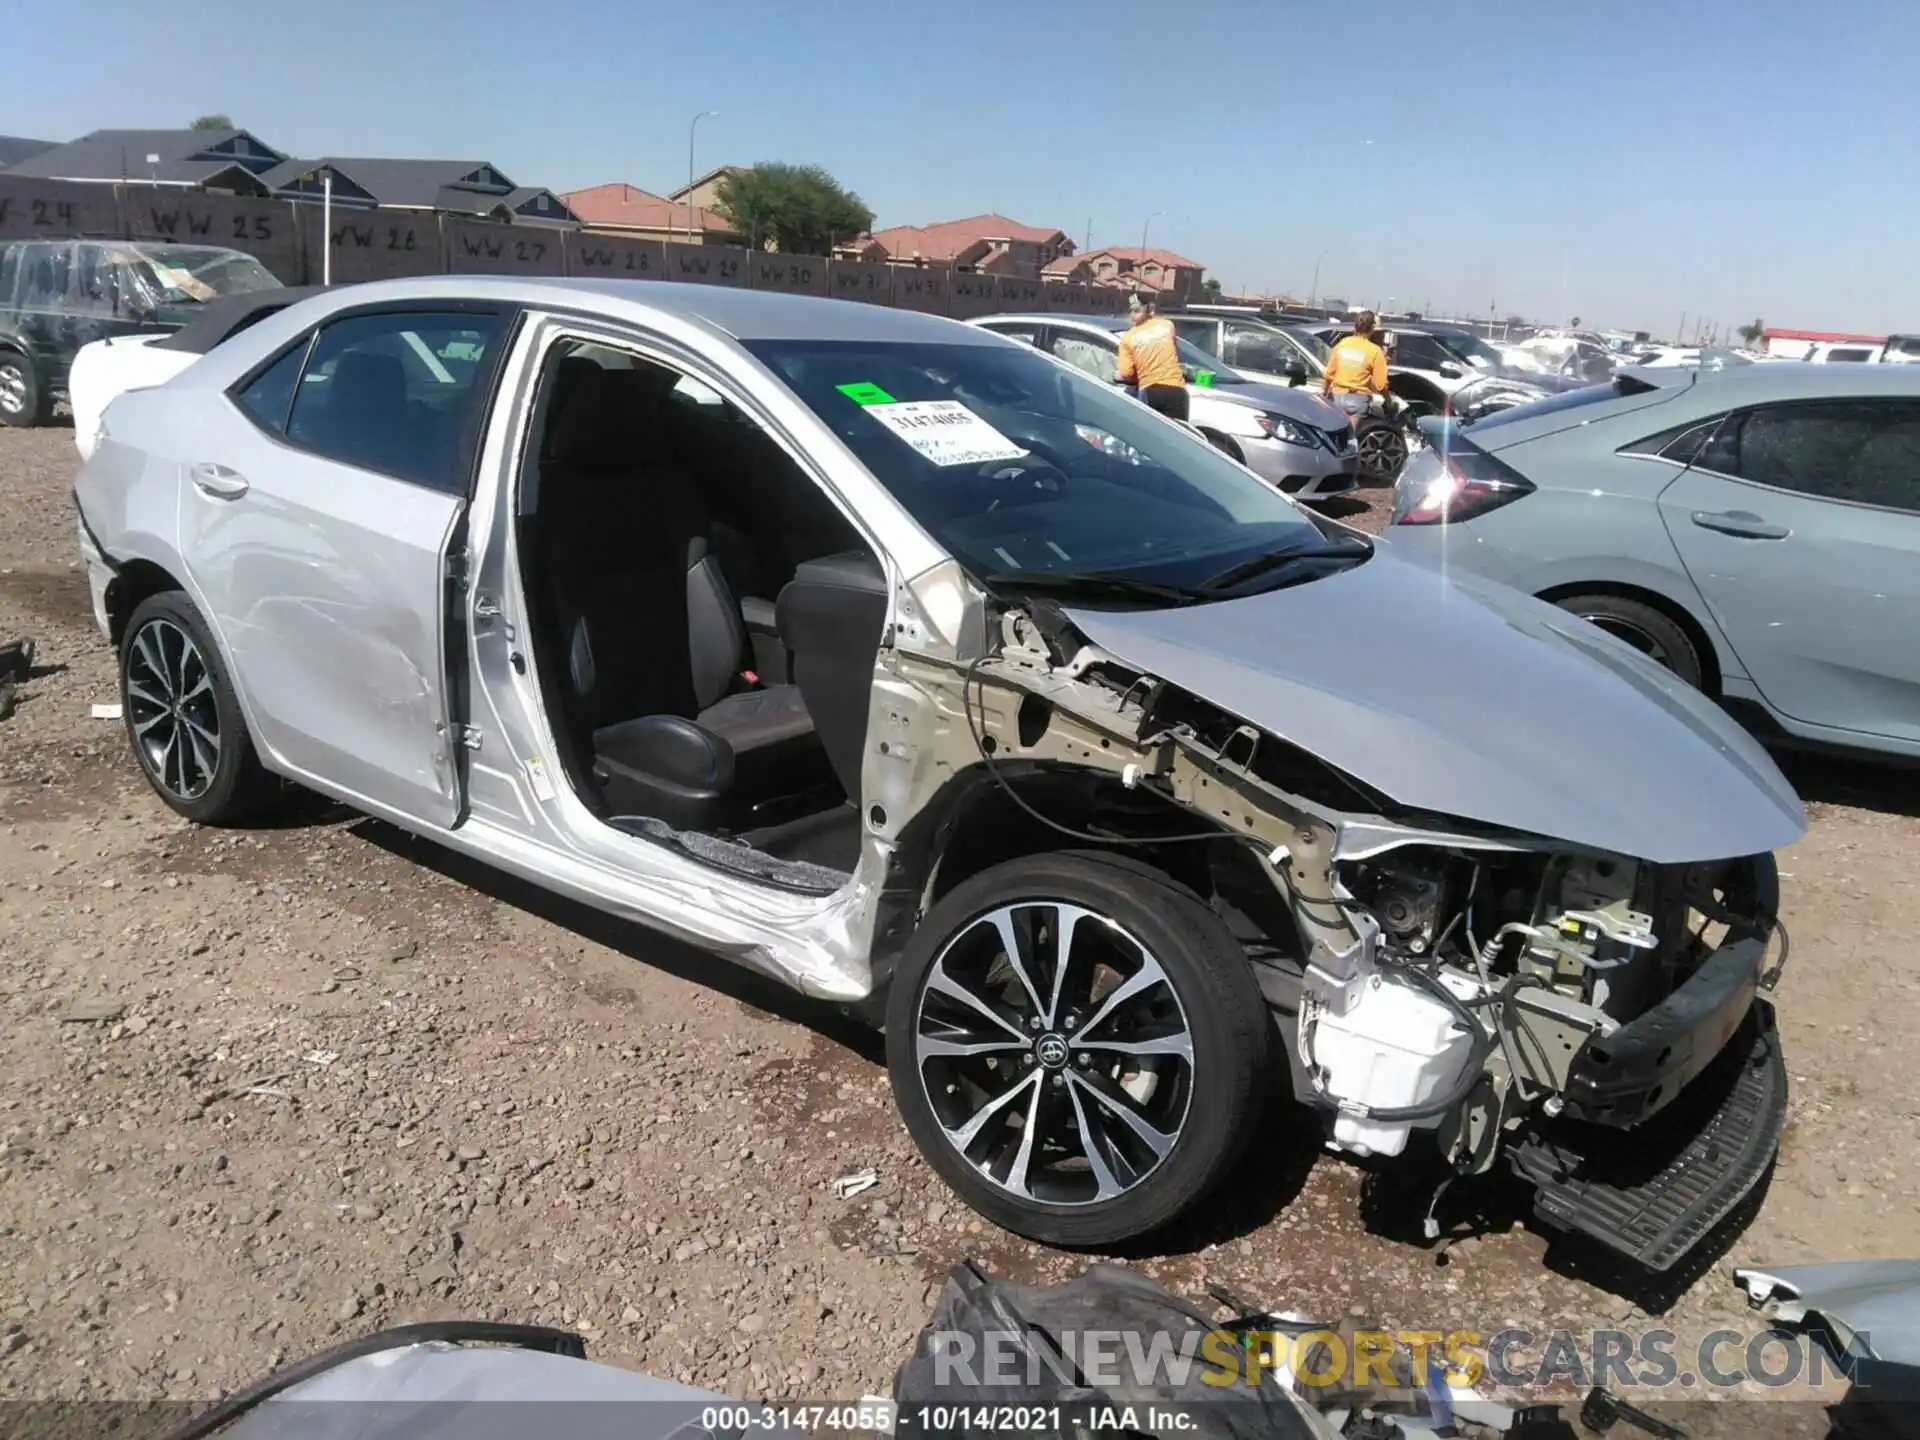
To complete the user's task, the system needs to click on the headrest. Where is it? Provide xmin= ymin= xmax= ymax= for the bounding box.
xmin=330 ymin=351 xmax=406 ymax=415
xmin=543 ymin=363 xmax=614 ymax=467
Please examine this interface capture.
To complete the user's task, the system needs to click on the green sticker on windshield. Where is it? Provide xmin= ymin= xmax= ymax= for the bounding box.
xmin=1194 ymin=370 xmax=1216 ymax=387
xmin=836 ymin=381 xmax=897 ymax=406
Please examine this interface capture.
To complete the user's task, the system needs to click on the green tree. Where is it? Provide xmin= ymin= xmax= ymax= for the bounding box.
xmin=1570 ymin=315 xmax=1582 ymax=327
xmin=1737 ymin=317 xmax=1766 ymax=347
xmin=1504 ymin=313 xmax=1527 ymax=329
xmin=190 ymin=114 xmax=235 ymax=131
xmin=713 ymin=163 xmax=873 ymax=256
xmin=1200 ymin=277 xmax=1223 ymax=300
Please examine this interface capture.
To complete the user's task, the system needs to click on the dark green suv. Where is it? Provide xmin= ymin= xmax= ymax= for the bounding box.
xmin=0 ymin=238 xmax=281 ymax=426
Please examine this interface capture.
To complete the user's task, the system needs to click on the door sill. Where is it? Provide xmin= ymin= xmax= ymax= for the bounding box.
xmin=607 ymin=814 xmax=852 ymax=895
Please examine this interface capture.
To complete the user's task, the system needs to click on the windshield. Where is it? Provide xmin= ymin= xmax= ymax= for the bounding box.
xmin=1440 ymin=331 xmax=1504 ymax=369
xmin=747 ymin=338 xmax=1354 ymax=599
xmin=1281 ymin=327 xmax=1331 ymax=368
xmin=131 ymin=245 xmax=280 ymax=303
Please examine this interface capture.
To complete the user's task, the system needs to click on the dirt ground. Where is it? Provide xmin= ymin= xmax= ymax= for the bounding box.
xmin=3 ymin=425 xmax=1916 ymax=1430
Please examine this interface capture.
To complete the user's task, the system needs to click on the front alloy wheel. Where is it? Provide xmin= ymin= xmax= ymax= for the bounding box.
xmin=913 ymin=900 xmax=1195 ymax=1206
xmin=887 ymin=852 xmax=1270 ymax=1246
xmin=1357 ymin=423 xmax=1408 ymax=481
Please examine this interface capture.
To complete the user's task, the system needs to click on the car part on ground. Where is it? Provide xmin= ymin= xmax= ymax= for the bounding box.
xmin=169 ymin=1321 xmax=761 ymax=1440
xmin=77 ymin=275 xmax=1808 ymax=1258
xmin=0 ymin=634 xmax=33 ymax=721
xmin=1736 ymin=1260 xmax=1920 ymax=1434
xmin=900 ymin=1261 xmax=1694 ymax=1439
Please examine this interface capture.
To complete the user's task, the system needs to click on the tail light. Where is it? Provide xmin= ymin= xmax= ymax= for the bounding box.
xmin=1395 ymin=443 xmax=1535 ymax=525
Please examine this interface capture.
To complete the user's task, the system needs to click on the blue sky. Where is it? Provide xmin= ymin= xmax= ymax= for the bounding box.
xmin=7 ymin=0 xmax=1916 ymax=335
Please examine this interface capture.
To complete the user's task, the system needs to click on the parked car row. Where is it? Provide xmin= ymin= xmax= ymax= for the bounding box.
xmin=965 ymin=312 xmax=1361 ymax=499
xmin=0 ymin=238 xmax=283 ymax=427
xmin=72 ymin=275 xmax=1804 ymax=1266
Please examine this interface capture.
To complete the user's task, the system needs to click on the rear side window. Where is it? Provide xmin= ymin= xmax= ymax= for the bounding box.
xmin=233 ymin=338 xmax=311 ymax=434
xmin=0 ymin=244 xmax=18 ymax=306
xmin=1050 ymin=331 xmax=1119 ymax=382
xmin=1168 ymin=318 xmax=1221 ymax=357
xmin=1709 ymin=400 xmax=1920 ymax=512
xmin=18 ymin=244 xmax=71 ymax=310
xmin=1620 ymin=416 xmax=1724 ymax=463
xmin=283 ymin=310 xmax=506 ymax=494
xmin=983 ymin=323 xmax=1041 ymax=345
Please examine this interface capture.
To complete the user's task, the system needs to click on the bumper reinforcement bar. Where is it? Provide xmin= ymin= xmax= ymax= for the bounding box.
xmin=1508 ymin=1005 xmax=1786 ymax=1271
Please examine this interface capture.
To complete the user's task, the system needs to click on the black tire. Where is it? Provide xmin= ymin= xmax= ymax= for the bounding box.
xmin=1197 ymin=428 xmax=1244 ymax=464
xmin=886 ymin=850 xmax=1270 ymax=1247
xmin=0 ymin=350 xmax=51 ymax=428
xmin=119 ymin=591 xmax=279 ymax=823
xmin=1356 ymin=421 xmax=1407 ymax=482
xmin=1553 ymin=592 xmax=1705 ymax=689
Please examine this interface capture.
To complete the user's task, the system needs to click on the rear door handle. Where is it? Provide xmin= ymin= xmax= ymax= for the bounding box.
xmin=1690 ymin=509 xmax=1788 ymax=540
xmin=189 ymin=462 xmax=250 ymax=500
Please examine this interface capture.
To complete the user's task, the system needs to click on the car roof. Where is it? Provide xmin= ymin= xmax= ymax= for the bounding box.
xmin=974 ymin=312 xmax=1126 ymax=333
xmin=1653 ymin=360 xmax=1920 ymax=399
xmin=263 ymin=274 xmax=1003 ymax=347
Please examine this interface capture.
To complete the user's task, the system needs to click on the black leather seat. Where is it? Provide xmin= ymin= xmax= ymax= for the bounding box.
xmin=589 ymin=535 xmax=825 ymax=829
xmin=535 ymin=362 xmax=831 ymax=831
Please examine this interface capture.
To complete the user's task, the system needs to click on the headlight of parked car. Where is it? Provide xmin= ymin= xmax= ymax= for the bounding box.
xmin=1252 ymin=413 xmax=1317 ymax=447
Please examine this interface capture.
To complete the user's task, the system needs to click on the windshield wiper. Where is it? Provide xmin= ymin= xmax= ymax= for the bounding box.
xmin=978 ymin=570 xmax=1207 ymax=606
xmin=1197 ymin=536 xmax=1369 ymax=593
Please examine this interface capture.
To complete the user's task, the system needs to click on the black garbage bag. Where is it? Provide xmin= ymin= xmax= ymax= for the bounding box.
xmin=893 ymin=1261 xmax=1329 ymax=1440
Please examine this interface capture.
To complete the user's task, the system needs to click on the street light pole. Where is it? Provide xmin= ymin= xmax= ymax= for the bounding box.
xmin=1141 ymin=210 xmax=1165 ymax=254
xmin=687 ymin=110 xmax=718 ymax=242
xmin=1309 ymin=249 xmax=1328 ymax=306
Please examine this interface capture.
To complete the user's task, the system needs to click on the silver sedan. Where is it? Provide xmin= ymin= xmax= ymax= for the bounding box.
xmin=75 ymin=277 xmax=1804 ymax=1260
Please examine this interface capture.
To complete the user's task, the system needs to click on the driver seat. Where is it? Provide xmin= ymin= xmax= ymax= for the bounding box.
xmin=543 ymin=366 xmax=827 ymax=831
xmin=583 ymin=536 xmax=823 ymax=833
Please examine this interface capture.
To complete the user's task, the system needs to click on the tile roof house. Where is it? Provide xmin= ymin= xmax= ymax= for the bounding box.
xmin=853 ymin=212 xmax=1074 ymax=278
xmin=560 ymin=182 xmax=741 ymax=244
xmin=6 ymin=128 xmax=287 ymax=191
xmin=668 ymin=165 xmax=749 ymax=216
xmin=260 ymin=157 xmax=576 ymax=223
xmin=1066 ymin=245 xmax=1207 ymax=303
xmin=0 ymin=136 xmax=57 ymax=169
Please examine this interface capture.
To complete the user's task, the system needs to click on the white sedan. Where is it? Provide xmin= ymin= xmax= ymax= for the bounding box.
xmin=69 ymin=288 xmax=320 ymax=459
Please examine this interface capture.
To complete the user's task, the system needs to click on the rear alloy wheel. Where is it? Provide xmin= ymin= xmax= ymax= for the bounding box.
xmin=0 ymin=352 xmax=50 ymax=428
xmin=1554 ymin=592 xmax=1705 ymax=689
xmin=120 ymin=592 xmax=278 ymax=823
xmin=1356 ymin=422 xmax=1407 ymax=481
xmin=887 ymin=852 xmax=1269 ymax=1247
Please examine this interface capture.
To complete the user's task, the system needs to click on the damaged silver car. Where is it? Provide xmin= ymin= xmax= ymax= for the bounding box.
xmin=75 ymin=277 xmax=1805 ymax=1257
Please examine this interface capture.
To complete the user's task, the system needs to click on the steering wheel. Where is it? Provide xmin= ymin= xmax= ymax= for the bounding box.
xmin=977 ymin=455 xmax=1070 ymax=497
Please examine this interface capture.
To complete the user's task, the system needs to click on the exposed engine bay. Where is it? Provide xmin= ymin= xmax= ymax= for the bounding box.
xmin=878 ymin=586 xmax=1787 ymax=1263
